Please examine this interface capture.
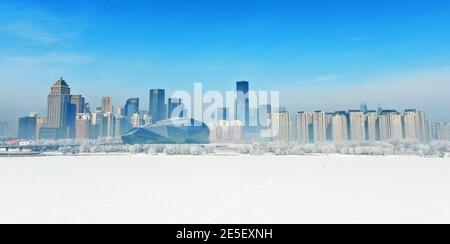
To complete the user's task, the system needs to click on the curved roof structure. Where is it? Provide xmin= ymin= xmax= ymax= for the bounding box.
xmin=122 ymin=118 xmax=210 ymax=144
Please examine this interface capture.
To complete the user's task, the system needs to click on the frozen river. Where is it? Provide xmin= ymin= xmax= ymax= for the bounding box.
xmin=0 ymin=155 xmax=449 ymax=224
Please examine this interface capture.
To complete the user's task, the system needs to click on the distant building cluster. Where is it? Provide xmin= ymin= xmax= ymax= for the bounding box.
xmin=287 ymin=109 xmax=435 ymax=144
xmin=16 ymin=77 xmax=180 ymax=141
xmin=12 ymin=77 xmax=450 ymax=144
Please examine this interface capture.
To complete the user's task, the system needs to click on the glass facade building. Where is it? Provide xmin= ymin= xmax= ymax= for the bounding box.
xmin=122 ymin=118 xmax=210 ymax=144
xmin=149 ymin=89 xmax=166 ymax=123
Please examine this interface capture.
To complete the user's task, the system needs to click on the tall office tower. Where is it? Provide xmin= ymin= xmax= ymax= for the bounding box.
xmin=360 ymin=103 xmax=368 ymax=114
xmin=436 ymin=122 xmax=450 ymax=141
xmin=131 ymin=113 xmax=141 ymax=128
xmin=70 ymin=95 xmax=85 ymax=114
xmin=114 ymin=115 xmax=128 ymax=139
xmin=348 ymin=110 xmax=366 ymax=142
xmin=149 ymin=89 xmax=166 ymax=123
xmin=18 ymin=113 xmax=37 ymax=140
xmin=124 ymin=98 xmax=139 ymax=120
xmin=102 ymin=112 xmax=115 ymax=138
xmin=271 ymin=111 xmax=290 ymax=143
xmin=90 ymin=108 xmax=103 ymax=139
xmin=365 ymin=111 xmax=379 ymax=141
xmin=47 ymin=77 xmax=71 ymax=128
xmin=75 ymin=113 xmax=91 ymax=140
xmin=403 ymin=109 xmax=417 ymax=140
xmin=296 ymin=112 xmax=313 ymax=143
xmin=379 ymin=110 xmax=403 ymax=141
xmin=332 ymin=111 xmax=348 ymax=143
xmin=415 ymin=111 xmax=427 ymax=142
xmin=217 ymin=107 xmax=229 ymax=121
xmin=236 ymin=81 xmax=250 ymax=126
xmin=101 ymin=97 xmax=113 ymax=113
xmin=168 ymin=98 xmax=184 ymax=119
xmin=36 ymin=117 xmax=46 ymax=140
xmin=312 ymin=111 xmax=327 ymax=143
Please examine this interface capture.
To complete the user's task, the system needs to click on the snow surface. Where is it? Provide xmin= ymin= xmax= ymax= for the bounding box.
xmin=0 ymin=155 xmax=449 ymax=224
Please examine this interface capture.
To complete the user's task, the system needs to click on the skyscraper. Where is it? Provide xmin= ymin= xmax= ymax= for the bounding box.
xmin=168 ymin=98 xmax=184 ymax=119
xmin=101 ymin=97 xmax=113 ymax=113
xmin=296 ymin=112 xmax=313 ymax=143
xmin=70 ymin=95 xmax=85 ymax=114
xmin=149 ymin=89 xmax=166 ymax=123
xmin=236 ymin=81 xmax=249 ymax=127
xmin=18 ymin=113 xmax=37 ymax=140
xmin=348 ymin=110 xmax=366 ymax=142
xmin=332 ymin=111 xmax=348 ymax=143
xmin=46 ymin=77 xmax=71 ymax=128
xmin=124 ymin=98 xmax=139 ymax=120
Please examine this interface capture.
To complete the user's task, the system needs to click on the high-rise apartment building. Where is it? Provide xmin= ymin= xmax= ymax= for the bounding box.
xmin=365 ymin=111 xmax=379 ymax=141
xmin=379 ymin=110 xmax=403 ymax=141
xmin=435 ymin=122 xmax=450 ymax=141
xmin=403 ymin=109 xmax=417 ymax=140
xmin=348 ymin=110 xmax=366 ymax=142
xmin=271 ymin=111 xmax=290 ymax=143
xmin=312 ymin=111 xmax=327 ymax=143
xmin=149 ymin=89 xmax=166 ymax=123
xmin=415 ymin=111 xmax=427 ymax=142
xmin=332 ymin=111 xmax=348 ymax=143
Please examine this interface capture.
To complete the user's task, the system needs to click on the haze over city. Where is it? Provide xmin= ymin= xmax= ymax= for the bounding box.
xmin=1 ymin=0 xmax=450 ymax=130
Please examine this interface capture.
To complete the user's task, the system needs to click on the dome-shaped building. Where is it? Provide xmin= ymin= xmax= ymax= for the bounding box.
xmin=122 ymin=118 xmax=210 ymax=144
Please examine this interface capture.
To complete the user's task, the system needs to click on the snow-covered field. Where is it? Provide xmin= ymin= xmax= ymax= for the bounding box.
xmin=0 ymin=154 xmax=449 ymax=224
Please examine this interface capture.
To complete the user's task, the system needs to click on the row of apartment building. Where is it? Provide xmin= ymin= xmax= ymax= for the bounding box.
xmin=272 ymin=109 xmax=449 ymax=143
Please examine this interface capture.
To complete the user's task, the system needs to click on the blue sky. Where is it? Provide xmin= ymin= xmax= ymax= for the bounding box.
xmin=1 ymin=0 xmax=450 ymax=127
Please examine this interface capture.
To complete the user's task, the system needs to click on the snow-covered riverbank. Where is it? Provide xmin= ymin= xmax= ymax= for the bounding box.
xmin=0 ymin=155 xmax=449 ymax=224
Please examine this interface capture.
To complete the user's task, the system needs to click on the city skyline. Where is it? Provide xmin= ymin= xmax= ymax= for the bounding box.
xmin=6 ymin=77 xmax=449 ymax=144
xmin=1 ymin=0 xmax=450 ymax=129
